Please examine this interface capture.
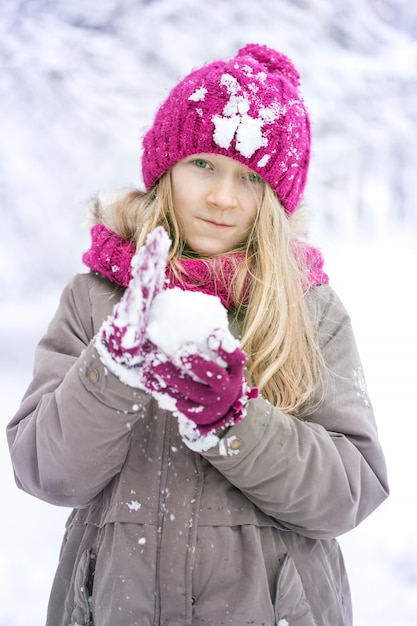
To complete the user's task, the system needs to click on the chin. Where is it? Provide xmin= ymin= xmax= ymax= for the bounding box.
xmin=189 ymin=240 xmax=232 ymax=257
xmin=198 ymin=247 xmax=231 ymax=257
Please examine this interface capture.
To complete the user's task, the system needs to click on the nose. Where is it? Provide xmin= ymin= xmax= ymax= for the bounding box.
xmin=206 ymin=174 xmax=238 ymax=209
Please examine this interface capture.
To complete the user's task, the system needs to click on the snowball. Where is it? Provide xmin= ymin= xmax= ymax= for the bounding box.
xmin=146 ymin=287 xmax=229 ymax=356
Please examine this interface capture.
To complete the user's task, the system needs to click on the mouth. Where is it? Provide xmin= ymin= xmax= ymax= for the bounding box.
xmin=200 ymin=217 xmax=232 ymax=229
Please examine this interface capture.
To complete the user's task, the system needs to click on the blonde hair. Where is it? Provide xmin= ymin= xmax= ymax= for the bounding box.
xmin=242 ymin=185 xmax=323 ymax=413
xmin=91 ymin=176 xmax=323 ymax=415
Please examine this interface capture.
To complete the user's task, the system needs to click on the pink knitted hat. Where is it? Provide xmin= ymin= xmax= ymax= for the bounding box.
xmin=142 ymin=43 xmax=311 ymax=215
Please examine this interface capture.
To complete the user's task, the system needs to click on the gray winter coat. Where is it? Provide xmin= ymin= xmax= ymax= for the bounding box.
xmin=7 ymin=272 xmax=388 ymax=626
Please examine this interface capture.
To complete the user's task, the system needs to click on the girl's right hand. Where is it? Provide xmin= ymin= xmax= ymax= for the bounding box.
xmin=97 ymin=226 xmax=171 ymax=367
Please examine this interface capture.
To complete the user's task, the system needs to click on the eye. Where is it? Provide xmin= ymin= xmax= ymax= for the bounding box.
xmin=192 ymin=158 xmax=212 ymax=170
xmin=244 ymin=171 xmax=264 ymax=184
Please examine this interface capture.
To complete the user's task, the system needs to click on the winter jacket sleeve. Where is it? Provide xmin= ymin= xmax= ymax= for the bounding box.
xmin=6 ymin=273 xmax=151 ymax=507
xmin=202 ymin=284 xmax=389 ymax=539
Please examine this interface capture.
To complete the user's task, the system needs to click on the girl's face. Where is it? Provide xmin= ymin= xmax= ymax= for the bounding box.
xmin=170 ymin=153 xmax=263 ymax=256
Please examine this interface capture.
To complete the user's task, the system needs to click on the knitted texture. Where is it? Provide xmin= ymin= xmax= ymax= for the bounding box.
xmin=142 ymin=43 xmax=311 ymax=215
xmin=82 ymin=223 xmax=136 ymax=287
xmin=82 ymin=224 xmax=329 ymax=305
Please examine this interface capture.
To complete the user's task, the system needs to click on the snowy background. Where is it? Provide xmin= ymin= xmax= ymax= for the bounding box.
xmin=1 ymin=0 xmax=417 ymax=624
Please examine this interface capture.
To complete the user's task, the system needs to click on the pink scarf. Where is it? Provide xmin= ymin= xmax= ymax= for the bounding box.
xmin=82 ymin=224 xmax=328 ymax=310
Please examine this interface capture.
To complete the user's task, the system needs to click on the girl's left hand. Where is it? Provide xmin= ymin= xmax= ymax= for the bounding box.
xmin=141 ymin=329 xmax=258 ymax=434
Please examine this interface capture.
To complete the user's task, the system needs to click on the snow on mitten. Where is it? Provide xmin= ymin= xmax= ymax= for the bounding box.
xmin=141 ymin=327 xmax=258 ymax=435
xmin=95 ymin=226 xmax=170 ymax=373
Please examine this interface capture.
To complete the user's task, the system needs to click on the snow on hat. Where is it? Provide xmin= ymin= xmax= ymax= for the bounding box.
xmin=141 ymin=43 xmax=311 ymax=216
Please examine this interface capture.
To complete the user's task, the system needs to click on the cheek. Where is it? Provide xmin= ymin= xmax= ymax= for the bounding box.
xmin=171 ymin=186 xmax=182 ymax=214
xmin=171 ymin=172 xmax=188 ymax=212
xmin=172 ymin=205 xmax=188 ymax=231
xmin=171 ymin=192 xmax=187 ymax=226
xmin=244 ymin=204 xmax=258 ymax=231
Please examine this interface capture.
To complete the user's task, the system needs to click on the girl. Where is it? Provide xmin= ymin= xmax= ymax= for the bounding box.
xmin=7 ymin=44 xmax=388 ymax=626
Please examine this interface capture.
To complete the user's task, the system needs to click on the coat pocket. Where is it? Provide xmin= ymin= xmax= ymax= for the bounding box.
xmin=274 ymin=553 xmax=318 ymax=626
xmin=70 ymin=548 xmax=95 ymax=626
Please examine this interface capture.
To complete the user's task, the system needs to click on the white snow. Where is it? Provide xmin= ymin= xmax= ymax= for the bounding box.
xmin=257 ymin=154 xmax=271 ymax=167
xmin=212 ymin=114 xmax=242 ymax=150
xmin=188 ymin=86 xmax=207 ymax=102
xmin=234 ymin=114 xmax=267 ymax=158
xmin=1 ymin=1 xmax=417 ymax=625
xmin=177 ymin=413 xmax=222 ymax=453
xmin=211 ymin=73 xmax=271 ymax=157
xmin=218 ymin=435 xmax=242 ymax=457
xmin=127 ymin=500 xmax=141 ymax=511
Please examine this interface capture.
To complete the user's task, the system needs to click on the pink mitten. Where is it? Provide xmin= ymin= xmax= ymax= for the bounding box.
xmin=142 ymin=330 xmax=258 ymax=434
xmin=97 ymin=226 xmax=170 ymax=367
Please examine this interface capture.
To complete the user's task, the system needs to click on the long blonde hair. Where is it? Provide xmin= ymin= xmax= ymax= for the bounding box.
xmin=91 ymin=175 xmax=323 ymax=415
